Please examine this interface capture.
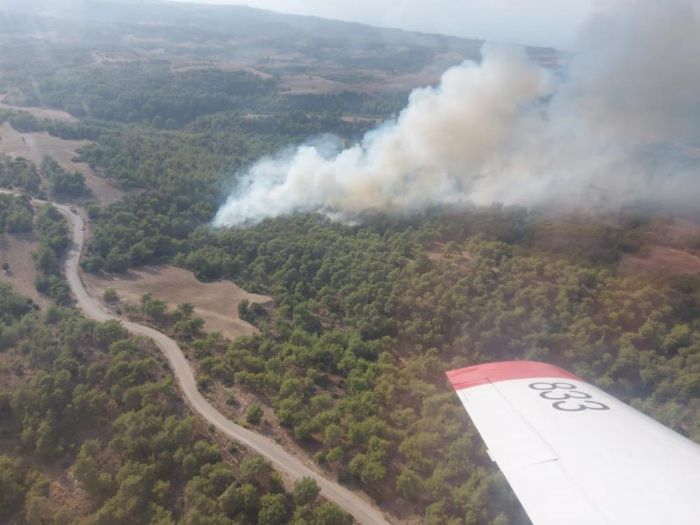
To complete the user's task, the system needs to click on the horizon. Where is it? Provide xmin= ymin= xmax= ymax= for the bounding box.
xmin=166 ymin=0 xmax=596 ymax=49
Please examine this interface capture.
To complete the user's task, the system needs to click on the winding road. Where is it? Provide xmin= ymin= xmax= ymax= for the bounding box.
xmin=18 ymin=193 xmax=391 ymax=525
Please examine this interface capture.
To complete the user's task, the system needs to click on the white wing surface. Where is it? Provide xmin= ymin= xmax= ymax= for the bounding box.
xmin=446 ymin=361 xmax=700 ymax=525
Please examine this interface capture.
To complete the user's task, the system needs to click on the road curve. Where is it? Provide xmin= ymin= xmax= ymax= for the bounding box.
xmin=47 ymin=201 xmax=392 ymax=525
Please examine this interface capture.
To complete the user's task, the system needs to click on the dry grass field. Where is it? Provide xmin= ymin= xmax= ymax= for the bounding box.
xmin=620 ymin=246 xmax=700 ymax=276
xmin=0 ymin=232 xmax=45 ymax=306
xmin=84 ymin=265 xmax=272 ymax=339
xmin=0 ymin=122 xmax=124 ymax=205
xmin=0 ymin=93 xmax=76 ymax=121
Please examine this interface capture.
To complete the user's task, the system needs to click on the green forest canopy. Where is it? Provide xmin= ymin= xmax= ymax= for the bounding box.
xmin=0 ymin=4 xmax=697 ymax=523
xmin=0 ymin=283 xmax=351 ymax=525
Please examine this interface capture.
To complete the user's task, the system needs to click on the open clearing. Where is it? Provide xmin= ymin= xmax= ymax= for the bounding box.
xmin=620 ymin=218 xmax=700 ymax=276
xmin=0 ymin=232 xmax=46 ymax=306
xmin=169 ymin=59 xmax=274 ymax=78
xmin=427 ymin=241 xmax=472 ymax=269
xmin=0 ymin=122 xmax=124 ymax=205
xmin=84 ymin=265 xmax=272 ymax=339
xmin=0 ymin=94 xmax=76 ymax=121
xmin=620 ymin=245 xmax=700 ymax=276
xmin=278 ymin=66 xmax=447 ymax=95
xmin=661 ymin=217 xmax=700 ymax=246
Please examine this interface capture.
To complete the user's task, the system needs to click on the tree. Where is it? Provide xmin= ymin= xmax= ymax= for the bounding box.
xmin=33 ymin=246 xmax=59 ymax=275
xmin=141 ymin=293 xmax=167 ymax=320
xmin=176 ymin=302 xmax=195 ymax=320
xmin=257 ymin=493 xmax=287 ymax=525
xmin=348 ymin=452 xmax=386 ymax=488
xmin=396 ymin=469 xmax=425 ymax=500
xmin=246 ymin=403 xmax=263 ymax=425
xmin=239 ymin=457 xmax=270 ymax=484
xmin=6 ymin=208 xmax=33 ymax=233
xmin=34 ymin=418 xmax=62 ymax=460
xmin=174 ymin=318 xmax=205 ymax=340
xmin=238 ymin=299 xmax=250 ymax=320
xmin=292 ymin=477 xmax=320 ymax=507
xmin=94 ymin=319 xmax=128 ymax=347
xmin=0 ymin=456 xmax=27 ymax=521
xmin=359 ymin=459 xmax=386 ymax=487
xmin=218 ymin=483 xmax=241 ymax=517
xmin=24 ymin=480 xmax=51 ymax=525
xmin=74 ymin=440 xmax=115 ymax=502
xmin=237 ymin=483 xmax=260 ymax=515
xmin=103 ymin=288 xmax=119 ymax=303
xmin=105 ymin=249 xmax=129 ymax=273
xmin=41 ymin=156 xmax=88 ymax=197
xmin=311 ymin=503 xmax=352 ymax=525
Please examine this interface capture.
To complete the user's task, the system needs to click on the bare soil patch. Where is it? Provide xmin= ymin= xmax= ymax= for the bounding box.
xmin=0 ymin=122 xmax=124 ymax=205
xmin=279 ymin=70 xmax=440 ymax=95
xmin=427 ymin=241 xmax=472 ymax=267
xmin=0 ymin=94 xmax=76 ymax=122
xmin=620 ymin=245 xmax=700 ymax=276
xmin=661 ymin=217 xmax=700 ymax=247
xmin=280 ymin=74 xmax=356 ymax=94
xmin=0 ymin=232 xmax=46 ymax=306
xmin=169 ymin=59 xmax=274 ymax=79
xmin=278 ymin=52 xmax=464 ymax=95
xmin=47 ymin=472 xmax=92 ymax=522
xmin=340 ymin=115 xmax=381 ymax=124
xmin=84 ymin=265 xmax=271 ymax=339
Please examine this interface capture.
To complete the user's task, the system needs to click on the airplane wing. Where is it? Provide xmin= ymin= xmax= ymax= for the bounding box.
xmin=446 ymin=361 xmax=700 ymax=525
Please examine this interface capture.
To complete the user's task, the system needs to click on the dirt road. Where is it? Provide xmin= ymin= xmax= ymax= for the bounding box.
xmin=53 ymin=201 xmax=391 ymax=525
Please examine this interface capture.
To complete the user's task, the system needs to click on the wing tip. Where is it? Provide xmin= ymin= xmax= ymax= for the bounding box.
xmin=446 ymin=361 xmax=580 ymax=391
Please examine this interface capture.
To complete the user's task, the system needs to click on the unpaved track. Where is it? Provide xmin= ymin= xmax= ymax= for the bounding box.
xmin=53 ymin=202 xmax=391 ymax=525
xmin=0 ymin=189 xmax=390 ymax=524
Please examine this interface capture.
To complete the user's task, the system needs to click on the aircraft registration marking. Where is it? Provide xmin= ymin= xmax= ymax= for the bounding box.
xmin=528 ymin=382 xmax=610 ymax=412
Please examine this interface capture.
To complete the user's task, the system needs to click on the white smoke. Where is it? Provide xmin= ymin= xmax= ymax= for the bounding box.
xmin=214 ymin=0 xmax=700 ymax=227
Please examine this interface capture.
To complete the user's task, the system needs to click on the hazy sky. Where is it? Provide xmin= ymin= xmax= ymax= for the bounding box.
xmin=170 ymin=0 xmax=596 ymax=48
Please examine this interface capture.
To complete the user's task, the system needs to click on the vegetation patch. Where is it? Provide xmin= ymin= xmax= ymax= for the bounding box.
xmin=0 ymin=283 xmax=351 ymax=524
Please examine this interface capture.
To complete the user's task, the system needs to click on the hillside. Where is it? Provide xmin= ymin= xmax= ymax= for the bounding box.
xmin=0 ymin=1 xmax=698 ymax=525
xmin=0 ymin=0 xmax=559 ymax=122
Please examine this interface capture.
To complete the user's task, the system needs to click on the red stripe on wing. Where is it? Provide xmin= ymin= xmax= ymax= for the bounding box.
xmin=447 ymin=361 xmax=580 ymax=390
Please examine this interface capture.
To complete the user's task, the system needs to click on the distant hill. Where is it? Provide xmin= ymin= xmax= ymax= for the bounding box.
xmin=0 ymin=0 xmax=560 ymax=96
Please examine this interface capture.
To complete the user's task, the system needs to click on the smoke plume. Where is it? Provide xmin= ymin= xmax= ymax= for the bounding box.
xmin=214 ymin=0 xmax=700 ymax=226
